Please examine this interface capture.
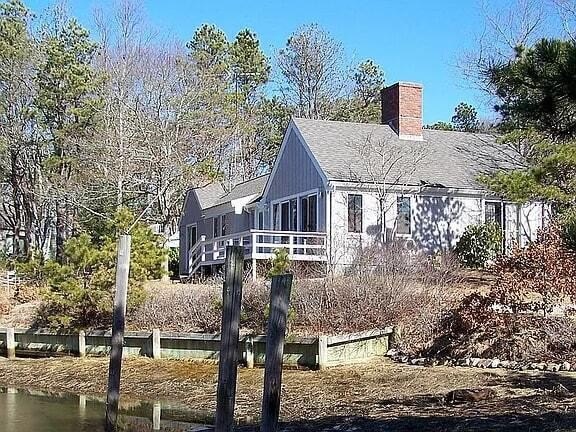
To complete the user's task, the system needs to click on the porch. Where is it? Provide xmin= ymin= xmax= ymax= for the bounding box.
xmin=186 ymin=229 xmax=327 ymax=280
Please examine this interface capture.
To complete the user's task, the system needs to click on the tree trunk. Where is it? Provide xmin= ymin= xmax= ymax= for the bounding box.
xmin=55 ymin=200 xmax=66 ymax=264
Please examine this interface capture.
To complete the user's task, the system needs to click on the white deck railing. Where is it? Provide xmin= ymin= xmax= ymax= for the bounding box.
xmin=188 ymin=229 xmax=327 ymax=275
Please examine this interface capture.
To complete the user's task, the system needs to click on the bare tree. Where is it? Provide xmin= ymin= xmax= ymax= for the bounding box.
xmin=276 ymin=24 xmax=349 ymax=119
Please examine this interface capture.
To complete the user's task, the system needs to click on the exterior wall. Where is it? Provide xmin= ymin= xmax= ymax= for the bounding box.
xmin=329 ymin=187 xmax=485 ymax=266
xmin=178 ymin=191 xmax=204 ymax=275
xmin=519 ymin=202 xmax=546 ymax=247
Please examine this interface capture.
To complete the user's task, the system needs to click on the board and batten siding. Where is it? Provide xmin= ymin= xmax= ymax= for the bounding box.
xmin=178 ymin=190 xmax=209 ymax=275
xmin=264 ymin=129 xmax=327 ymax=231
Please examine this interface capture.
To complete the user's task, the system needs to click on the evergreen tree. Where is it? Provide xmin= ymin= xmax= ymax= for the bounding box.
xmin=451 ymin=102 xmax=480 ymax=132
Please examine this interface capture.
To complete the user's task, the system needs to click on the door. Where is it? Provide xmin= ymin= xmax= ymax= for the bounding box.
xmin=187 ymin=224 xmax=198 ymax=268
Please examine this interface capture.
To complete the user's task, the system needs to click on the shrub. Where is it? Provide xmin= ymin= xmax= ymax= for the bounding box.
xmin=36 ymin=208 xmax=166 ymax=329
xmin=267 ymin=248 xmax=290 ymax=278
xmin=454 ymin=222 xmax=502 ymax=268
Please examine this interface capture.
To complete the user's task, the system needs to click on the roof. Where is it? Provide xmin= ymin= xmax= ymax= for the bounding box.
xmin=194 ymin=174 xmax=270 ymax=210
xmin=292 ymin=117 xmax=523 ymax=190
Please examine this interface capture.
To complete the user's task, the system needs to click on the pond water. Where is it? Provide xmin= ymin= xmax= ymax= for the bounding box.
xmin=0 ymin=387 xmax=212 ymax=432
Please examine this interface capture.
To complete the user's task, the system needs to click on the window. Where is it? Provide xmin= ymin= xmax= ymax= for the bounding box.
xmin=300 ymin=197 xmax=308 ymax=231
xmin=348 ymin=194 xmax=363 ymax=233
xmin=485 ymin=201 xmax=502 ymax=227
xmin=257 ymin=211 xmax=264 ymax=230
xmin=213 ymin=217 xmax=219 ymax=238
xmin=290 ymin=199 xmax=298 ymax=231
xmin=186 ymin=224 xmax=197 ymax=250
xmin=280 ymin=202 xmax=290 ymax=231
xmin=221 ymin=214 xmax=227 ymax=236
xmin=300 ymin=194 xmax=318 ymax=232
xmin=396 ymin=196 xmax=411 ymax=234
xmin=272 ymin=203 xmax=280 ymax=230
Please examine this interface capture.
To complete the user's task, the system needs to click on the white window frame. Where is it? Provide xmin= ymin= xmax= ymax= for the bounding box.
xmin=269 ymin=188 xmax=320 ymax=232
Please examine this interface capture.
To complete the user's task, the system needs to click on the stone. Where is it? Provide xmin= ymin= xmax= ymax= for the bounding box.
xmin=561 ymin=361 xmax=571 ymax=371
xmin=386 ymin=349 xmax=399 ymax=357
xmin=521 ymin=363 xmax=531 ymax=371
xmin=489 ymin=359 xmax=500 ymax=368
xmin=507 ymin=361 xmax=518 ymax=369
xmin=499 ymin=360 xmax=510 ymax=369
xmin=536 ymin=363 xmax=547 ymax=371
xmin=546 ymin=363 xmax=559 ymax=372
xmin=481 ymin=359 xmax=493 ymax=368
xmin=400 ymin=355 xmax=409 ymax=363
xmin=410 ymin=358 xmax=426 ymax=366
xmin=470 ymin=358 xmax=481 ymax=367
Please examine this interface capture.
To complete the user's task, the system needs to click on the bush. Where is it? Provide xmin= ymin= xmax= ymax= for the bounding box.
xmin=267 ymin=248 xmax=290 ymax=278
xmin=454 ymin=222 xmax=502 ymax=268
xmin=36 ymin=208 xmax=166 ymax=329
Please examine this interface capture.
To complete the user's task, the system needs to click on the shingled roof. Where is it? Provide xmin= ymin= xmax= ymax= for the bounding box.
xmin=194 ymin=174 xmax=270 ymax=210
xmin=293 ymin=117 xmax=522 ymax=190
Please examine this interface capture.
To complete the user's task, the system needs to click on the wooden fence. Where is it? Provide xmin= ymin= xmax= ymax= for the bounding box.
xmin=0 ymin=327 xmax=392 ymax=369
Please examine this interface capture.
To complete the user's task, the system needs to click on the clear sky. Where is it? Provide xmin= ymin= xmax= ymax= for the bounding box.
xmin=25 ymin=0 xmax=503 ymax=124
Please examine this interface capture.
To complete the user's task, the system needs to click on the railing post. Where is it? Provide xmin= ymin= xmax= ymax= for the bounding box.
xmin=245 ymin=336 xmax=254 ymax=369
xmin=288 ymin=235 xmax=294 ymax=256
xmin=200 ymin=235 xmax=206 ymax=262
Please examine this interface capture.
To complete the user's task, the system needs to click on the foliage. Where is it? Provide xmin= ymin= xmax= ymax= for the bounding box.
xmin=36 ymin=208 xmax=166 ymax=329
xmin=267 ymin=247 xmax=290 ymax=278
xmin=454 ymin=222 xmax=503 ymax=268
xmin=427 ymin=102 xmax=480 ymax=132
xmin=488 ymin=39 xmax=576 ymax=139
xmin=451 ymin=102 xmax=480 ymax=132
xmin=168 ymin=248 xmax=179 ymax=279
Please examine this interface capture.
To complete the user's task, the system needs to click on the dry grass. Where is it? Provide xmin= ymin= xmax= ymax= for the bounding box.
xmin=1 ymin=357 xmax=576 ymax=430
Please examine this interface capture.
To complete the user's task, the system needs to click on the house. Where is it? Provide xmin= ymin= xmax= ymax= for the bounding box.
xmin=179 ymin=82 xmax=547 ymax=279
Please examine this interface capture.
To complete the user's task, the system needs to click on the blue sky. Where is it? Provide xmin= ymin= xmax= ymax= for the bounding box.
xmin=26 ymin=0 xmax=504 ymax=123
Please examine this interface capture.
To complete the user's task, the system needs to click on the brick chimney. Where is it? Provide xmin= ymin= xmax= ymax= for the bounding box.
xmin=381 ymin=82 xmax=423 ymax=140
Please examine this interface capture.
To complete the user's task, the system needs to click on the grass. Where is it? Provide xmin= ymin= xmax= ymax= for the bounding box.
xmin=2 ymin=356 xmax=576 ymax=431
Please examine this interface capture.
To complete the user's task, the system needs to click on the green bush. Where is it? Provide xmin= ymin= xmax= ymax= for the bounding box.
xmin=36 ymin=208 xmax=166 ymax=328
xmin=454 ymin=222 xmax=503 ymax=268
xmin=267 ymin=247 xmax=290 ymax=278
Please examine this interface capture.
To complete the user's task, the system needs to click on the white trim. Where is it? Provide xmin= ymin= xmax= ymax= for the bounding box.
xmin=261 ymin=118 xmax=329 ymax=202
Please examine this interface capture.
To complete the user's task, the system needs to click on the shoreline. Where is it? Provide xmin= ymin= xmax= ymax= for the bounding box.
xmin=1 ymin=356 xmax=576 ymax=431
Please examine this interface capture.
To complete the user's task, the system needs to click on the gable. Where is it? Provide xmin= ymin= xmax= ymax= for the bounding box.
xmin=264 ymin=124 xmax=327 ymax=201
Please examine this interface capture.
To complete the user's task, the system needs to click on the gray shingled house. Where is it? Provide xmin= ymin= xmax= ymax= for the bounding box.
xmin=179 ymin=82 xmax=546 ymax=278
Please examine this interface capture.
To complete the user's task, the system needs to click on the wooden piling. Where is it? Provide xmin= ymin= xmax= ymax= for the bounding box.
xmin=245 ymin=336 xmax=254 ymax=369
xmin=318 ymin=335 xmax=328 ymax=370
xmin=105 ymin=234 xmax=132 ymax=432
xmin=261 ymin=274 xmax=293 ymax=432
xmin=6 ymin=327 xmax=15 ymax=359
xmin=78 ymin=330 xmax=86 ymax=358
xmin=152 ymin=329 xmax=161 ymax=359
xmin=215 ymin=245 xmax=244 ymax=432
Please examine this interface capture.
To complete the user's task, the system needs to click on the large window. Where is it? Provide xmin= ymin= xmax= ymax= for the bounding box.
xmin=396 ymin=196 xmax=411 ymax=234
xmin=221 ymin=214 xmax=227 ymax=236
xmin=281 ymin=201 xmax=290 ymax=231
xmin=290 ymin=198 xmax=298 ymax=231
xmin=348 ymin=194 xmax=363 ymax=233
xmin=300 ymin=194 xmax=317 ymax=232
xmin=213 ymin=217 xmax=220 ymax=238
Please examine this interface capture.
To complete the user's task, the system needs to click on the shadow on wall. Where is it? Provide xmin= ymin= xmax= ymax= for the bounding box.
xmin=413 ymin=196 xmax=464 ymax=253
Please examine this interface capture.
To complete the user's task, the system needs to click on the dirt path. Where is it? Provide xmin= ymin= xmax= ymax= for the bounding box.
xmin=2 ymin=357 xmax=576 ymax=430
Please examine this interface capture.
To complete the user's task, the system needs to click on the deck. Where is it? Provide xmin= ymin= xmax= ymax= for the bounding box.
xmin=187 ymin=229 xmax=327 ymax=278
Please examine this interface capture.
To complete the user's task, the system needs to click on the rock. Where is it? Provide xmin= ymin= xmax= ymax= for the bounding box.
xmin=521 ymin=363 xmax=531 ymax=371
xmin=470 ymin=358 xmax=481 ymax=367
xmin=400 ymin=355 xmax=409 ymax=363
xmin=410 ymin=357 xmax=426 ymax=366
xmin=546 ymin=363 xmax=559 ymax=372
xmin=456 ymin=358 xmax=468 ymax=366
xmin=386 ymin=349 xmax=399 ymax=357
xmin=507 ymin=361 xmax=518 ymax=369
xmin=489 ymin=359 xmax=500 ymax=368
xmin=561 ymin=361 xmax=571 ymax=371
xmin=445 ymin=388 xmax=497 ymax=404
xmin=499 ymin=360 xmax=510 ymax=369
xmin=480 ymin=359 xmax=493 ymax=368
xmin=535 ymin=363 xmax=546 ymax=371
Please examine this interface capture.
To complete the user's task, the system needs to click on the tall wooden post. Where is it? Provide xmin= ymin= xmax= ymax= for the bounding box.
xmin=261 ymin=274 xmax=293 ymax=432
xmin=105 ymin=234 xmax=131 ymax=432
xmin=215 ymin=245 xmax=244 ymax=432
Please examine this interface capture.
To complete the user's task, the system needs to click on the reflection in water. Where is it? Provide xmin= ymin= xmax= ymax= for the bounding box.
xmin=0 ymin=387 xmax=212 ymax=432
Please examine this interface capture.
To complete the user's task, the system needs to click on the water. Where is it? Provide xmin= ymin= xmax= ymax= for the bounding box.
xmin=0 ymin=387 xmax=212 ymax=432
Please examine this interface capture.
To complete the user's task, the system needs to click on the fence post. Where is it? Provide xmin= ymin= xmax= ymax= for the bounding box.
xmin=105 ymin=234 xmax=132 ymax=432
xmin=390 ymin=325 xmax=402 ymax=349
xmin=318 ymin=335 xmax=328 ymax=370
xmin=153 ymin=402 xmax=161 ymax=430
xmin=245 ymin=336 xmax=254 ymax=369
xmin=6 ymin=327 xmax=15 ymax=359
xmin=215 ymin=245 xmax=244 ymax=432
xmin=78 ymin=330 xmax=86 ymax=358
xmin=152 ymin=329 xmax=161 ymax=359
xmin=261 ymin=274 xmax=293 ymax=432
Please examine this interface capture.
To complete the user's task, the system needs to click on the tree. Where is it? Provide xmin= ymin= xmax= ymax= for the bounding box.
xmin=277 ymin=24 xmax=348 ymax=119
xmin=451 ymin=102 xmax=480 ymax=132
xmin=427 ymin=121 xmax=455 ymax=131
xmin=488 ymin=39 xmax=576 ymax=139
xmin=333 ymin=59 xmax=385 ymax=123
xmin=35 ymin=9 xmax=101 ymax=262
